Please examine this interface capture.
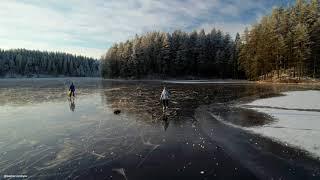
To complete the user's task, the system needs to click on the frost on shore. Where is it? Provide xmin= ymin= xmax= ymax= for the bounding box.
xmin=244 ymin=91 xmax=320 ymax=158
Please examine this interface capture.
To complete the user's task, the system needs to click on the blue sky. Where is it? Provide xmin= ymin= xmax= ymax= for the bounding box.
xmin=0 ymin=0 xmax=295 ymax=59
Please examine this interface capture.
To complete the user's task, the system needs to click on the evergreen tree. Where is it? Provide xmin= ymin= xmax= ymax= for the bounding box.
xmin=293 ymin=23 xmax=311 ymax=78
xmin=0 ymin=49 xmax=99 ymax=77
xmin=238 ymin=0 xmax=320 ymax=80
xmin=101 ymin=28 xmax=241 ymax=79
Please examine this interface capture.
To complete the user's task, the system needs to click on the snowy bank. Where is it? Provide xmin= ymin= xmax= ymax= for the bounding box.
xmin=244 ymin=91 xmax=320 ymax=158
xmin=246 ymin=91 xmax=320 ymax=110
xmin=164 ymin=80 xmax=251 ymax=84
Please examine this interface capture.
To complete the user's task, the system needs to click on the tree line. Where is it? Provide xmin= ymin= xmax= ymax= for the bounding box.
xmin=239 ymin=0 xmax=320 ymax=80
xmin=102 ymin=0 xmax=320 ymax=80
xmin=101 ymin=29 xmax=244 ymax=79
xmin=0 ymin=49 xmax=100 ymax=77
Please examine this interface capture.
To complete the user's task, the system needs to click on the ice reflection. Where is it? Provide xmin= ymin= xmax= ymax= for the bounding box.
xmin=0 ymin=81 xmax=180 ymax=179
xmin=0 ymin=79 xmax=319 ymax=179
xmin=162 ymin=114 xmax=170 ymax=131
xmin=69 ymin=99 xmax=76 ymax=112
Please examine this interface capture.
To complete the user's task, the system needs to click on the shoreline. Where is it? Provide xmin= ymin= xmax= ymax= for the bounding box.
xmin=256 ymin=77 xmax=320 ymax=85
xmin=257 ymin=81 xmax=320 ymax=85
xmin=3 ymin=76 xmax=320 ymax=86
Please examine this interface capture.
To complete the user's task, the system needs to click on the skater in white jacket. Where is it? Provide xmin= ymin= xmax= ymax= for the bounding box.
xmin=160 ymin=86 xmax=170 ymax=112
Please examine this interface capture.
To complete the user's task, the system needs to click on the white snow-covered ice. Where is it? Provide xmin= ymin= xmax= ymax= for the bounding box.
xmin=247 ymin=90 xmax=320 ymax=110
xmin=244 ymin=90 xmax=320 ymax=158
xmin=164 ymin=80 xmax=250 ymax=84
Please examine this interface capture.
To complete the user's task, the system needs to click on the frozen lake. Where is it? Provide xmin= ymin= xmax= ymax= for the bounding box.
xmin=0 ymin=78 xmax=319 ymax=179
xmin=243 ymin=91 xmax=320 ymax=158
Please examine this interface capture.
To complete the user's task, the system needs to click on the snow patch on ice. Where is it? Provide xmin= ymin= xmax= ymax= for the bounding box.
xmin=244 ymin=90 xmax=320 ymax=158
xmin=247 ymin=90 xmax=320 ymax=110
xmin=164 ymin=80 xmax=250 ymax=84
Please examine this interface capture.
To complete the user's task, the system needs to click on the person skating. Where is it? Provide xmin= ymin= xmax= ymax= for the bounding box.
xmin=69 ymin=82 xmax=76 ymax=98
xmin=160 ymin=86 xmax=170 ymax=112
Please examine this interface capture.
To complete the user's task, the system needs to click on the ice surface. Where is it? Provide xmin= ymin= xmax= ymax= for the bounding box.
xmin=1 ymin=79 xmax=318 ymax=178
xmin=244 ymin=91 xmax=320 ymax=158
xmin=247 ymin=90 xmax=320 ymax=110
xmin=164 ymin=80 xmax=250 ymax=84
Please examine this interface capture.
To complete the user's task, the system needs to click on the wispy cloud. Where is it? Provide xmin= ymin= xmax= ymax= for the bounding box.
xmin=0 ymin=0 xmax=294 ymax=58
